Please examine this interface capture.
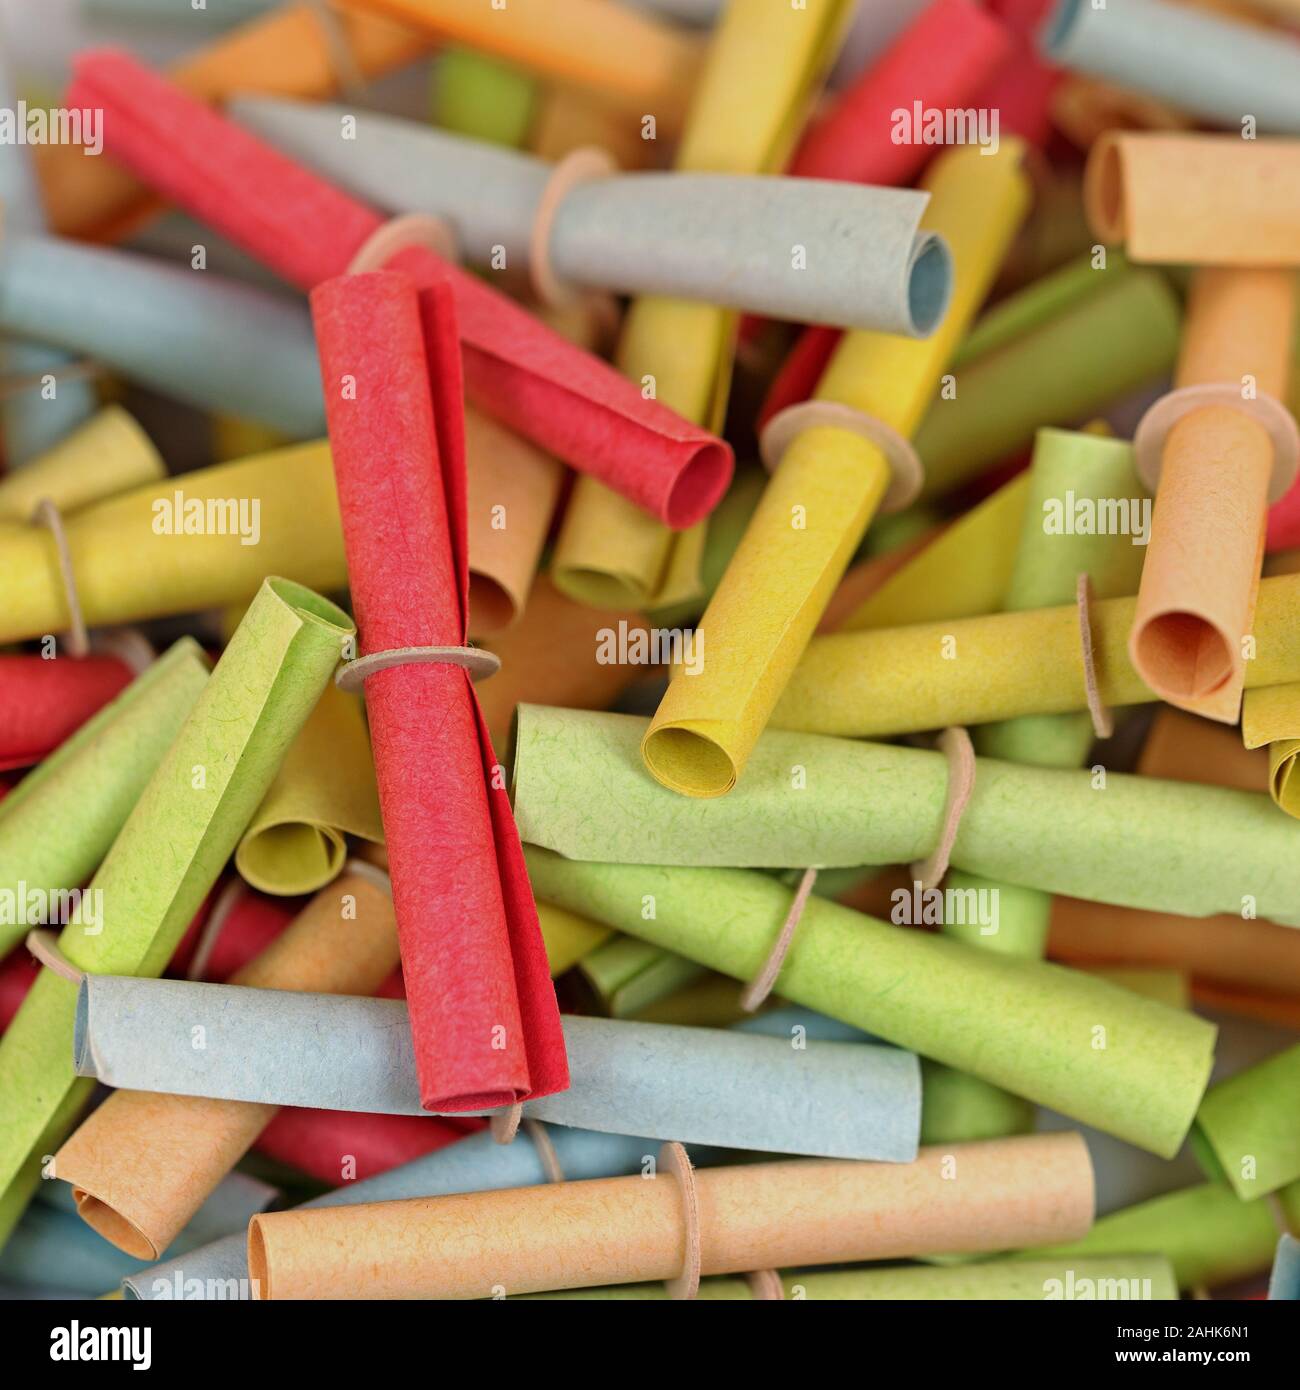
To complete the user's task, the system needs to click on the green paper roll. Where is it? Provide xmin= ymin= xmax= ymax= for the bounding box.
xmin=513 ymin=706 xmax=1300 ymax=924
xmin=0 ymin=638 xmax=210 ymax=959
xmin=915 ymin=268 xmax=1180 ymax=499
xmin=1193 ymin=1042 xmax=1300 ymax=1201
xmin=0 ymin=577 xmax=352 ymax=1245
xmin=517 ymin=1254 xmax=1177 ymax=1300
xmin=432 ymin=47 xmax=538 ymax=147
xmin=524 ymin=848 xmax=1217 ymax=1156
xmin=1018 ymin=1181 xmax=1300 ymax=1292
xmin=577 ymin=935 xmax=707 ymax=1017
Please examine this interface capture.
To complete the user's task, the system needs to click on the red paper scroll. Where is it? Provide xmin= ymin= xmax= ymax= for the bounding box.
xmin=311 ymin=269 xmax=568 ymax=1113
xmin=791 ymin=0 xmax=1012 ymax=184
xmin=67 ymin=50 xmax=732 ymax=529
xmin=0 ymin=654 xmax=133 ymax=771
xmin=255 ymin=1108 xmax=481 ymax=1184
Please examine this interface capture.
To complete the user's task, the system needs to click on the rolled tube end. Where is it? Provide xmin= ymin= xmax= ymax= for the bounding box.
xmin=1084 ymin=133 xmax=1127 ymax=244
xmin=907 ymin=235 xmax=953 ymax=339
xmin=73 ymin=1188 xmax=160 ymax=1262
xmin=1131 ymin=610 xmax=1234 ymax=702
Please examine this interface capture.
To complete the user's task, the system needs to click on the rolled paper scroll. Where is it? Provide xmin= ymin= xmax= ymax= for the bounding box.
xmin=521 ymin=1255 xmax=1178 ymax=1301
xmin=0 ymin=576 xmax=351 ymax=1245
xmin=1128 ymin=270 xmax=1296 ymax=719
xmin=1243 ymin=684 xmax=1300 ymax=816
xmin=578 ymin=936 xmax=707 ymax=1018
xmin=76 ymin=979 xmax=922 ymax=1162
xmin=1138 ymin=705 xmax=1269 ymax=793
xmin=0 ymin=441 xmax=347 ymax=645
xmin=640 ymin=142 xmax=1031 ymax=797
xmin=913 ymin=268 xmax=1181 ymax=500
xmin=0 ymin=654 xmax=132 ymax=772
xmin=1193 ymin=1042 xmax=1300 ymax=1200
xmin=432 ymin=46 xmax=539 ymax=147
xmin=254 ymin=1108 xmax=476 ymax=1187
xmin=515 ymin=706 xmax=1300 ymax=925
xmin=774 ymin=571 xmax=1300 ymax=738
xmin=1021 ymin=1181 xmax=1300 ymax=1292
xmin=36 ymin=1 xmax=433 ymax=241
xmin=791 ymin=0 xmax=1011 ymax=184
xmin=526 ymin=848 xmax=1216 ymax=1156
xmin=477 ymin=577 xmax=650 ymax=749
xmin=0 ymin=1172 xmax=277 ymax=1297
xmin=537 ymin=902 xmax=611 ymax=976
xmin=231 ymin=99 xmax=948 ymax=337
xmin=1085 ymin=132 xmax=1300 ymax=266
xmin=71 ymin=51 xmax=734 ymax=530
xmin=1042 ymin=0 xmax=1300 ymax=134
xmin=350 ymin=0 xmax=703 ymax=131
xmin=234 ymin=683 xmax=383 ymax=896
xmin=1271 ymin=1235 xmax=1300 ymax=1301
xmin=0 ymin=638 xmax=209 ymax=960
xmin=126 ymin=1126 xmax=716 ymax=1301
xmin=551 ymin=0 xmax=854 ymax=613
xmin=246 ymin=1133 xmax=1094 ymax=1299
xmin=0 ymin=406 xmax=163 ymax=523
xmin=312 ymin=269 xmax=566 ymax=1110
xmin=54 ymin=870 xmax=402 ymax=1259
xmin=0 ymin=234 xmax=325 ymax=437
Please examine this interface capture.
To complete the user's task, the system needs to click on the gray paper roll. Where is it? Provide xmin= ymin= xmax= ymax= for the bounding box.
xmin=229 ymin=96 xmax=951 ymax=336
xmin=75 ymin=977 xmax=920 ymax=1162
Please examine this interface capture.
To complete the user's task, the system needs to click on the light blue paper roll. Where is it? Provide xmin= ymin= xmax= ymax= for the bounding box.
xmin=229 ymin=97 xmax=951 ymax=336
xmin=75 ymin=977 xmax=920 ymax=1162
xmin=1269 ymin=1234 xmax=1300 ymax=1300
xmin=0 ymin=59 xmax=97 ymax=463
xmin=124 ymin=1127 xmax=714 ymax=1300
xmin=0 ymin=236 xmax=324 ymax=436
xmin=1 ymin=1171 xmax=276 ymax=1295
xmin=1042 ymin=0 xmax=1300 ymax=135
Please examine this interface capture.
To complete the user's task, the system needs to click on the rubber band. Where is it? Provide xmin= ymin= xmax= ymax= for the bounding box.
xmin=1268 ymin=1191 xmax=1297 ymax=1238
xmin=1075 ymin=573 xmax=1114 ymax=740
xmin=909 ymin=727 xmax=976 ymax=889
xmin=31 ymin=497 xmax=89 ymax=658
xmin=185 ymin=878 xmax=247 ymax=983
xmin=335 ymin=645 xmax=500 ymax=693
xmin=490 ymin=1103 xmax=523 ymax=1145
xmin=660 ymin=1141 xmax=700 ymax=1300
xmin=90 ymin=626 xmax=155 ymax=677
xmin=741 ymin=866 xmax=819 ymax=1013
xmin=759 ymin=400 xmax=924 ymax=515
xmin=1133 ymin=383 xmax=1299 ymax=503
xmin=745 ymin=1269 xmax=785 ymax=1301
xmin=340 ymin=857 xmax=393 ymax=896
xmin=302 ymin=0 xmax=367 ymax=102
xmin=529 ymin=146 xmax=618 ymax=311
xmin=523 ymin=1119 xmax=565 ymax=1183
xmin=345 ymin=214 xmax=460 ymax=275
xmin=25 ymin=929 xmax=83 ymax=985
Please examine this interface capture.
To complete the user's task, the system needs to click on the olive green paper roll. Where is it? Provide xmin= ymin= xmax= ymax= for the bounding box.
xmin=524 ymin=848 xmax=1216 ymax=1156
xmin=1192 ymin=1042 xmax=1300 ymax=1200
xmin=0 ymin=638 xmax=210 ymax=959
xmin=513 ymin=707 xmax=1300 ymax=924
xmin=517 ymin=1255 xmax=1178 ymax=1300
xmin=914 ymin=268 xmax=1180 ymax=499
xmin=1017 ymin=1181 xmax=1300 ymax=1292
xmin=0 ymin=577 xmax=353 ymax=1245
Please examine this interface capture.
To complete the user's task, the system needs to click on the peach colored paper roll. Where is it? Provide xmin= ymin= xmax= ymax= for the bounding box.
xmin=52 ymin=872 xmax=399 ymax=1260
xmin=37 ymin=2 xmax=431 ymax=242
xmin=465 ymin=405 xmax=563 ymax=636
xmin=1136 ymin=707 xmax=1269 ymax=794
xmin=1086 ymin=133 xmax=1300 ymax=266
xmin=248 ymin=1131 xmax=1094 ymax=1299
xmin=1129 ymin=268 xmax=1297 ymax=717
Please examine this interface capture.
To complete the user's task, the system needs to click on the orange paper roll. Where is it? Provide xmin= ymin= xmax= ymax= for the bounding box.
xmin=52 ymin=872 xmax=399 ymax=1259
xmin=349 ymin=0 xmax=702 ymax=134
xmin=465 ymin=406 xmax=564 ymax=636
xmin=1129 ymin=269 xmax=1296 ymax=716
xmin=1085 ymin=133 xmax=1300 ymax=266
xmin=1136 ymin=707 xmax=1269 ymax=793
xmin=37 ymin=2 xmax=431 ymax=242
xmin=248 ymin=1131 xmax=1094 ymax=1299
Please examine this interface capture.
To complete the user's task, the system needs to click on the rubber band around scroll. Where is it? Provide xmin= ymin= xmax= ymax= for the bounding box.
xmin=759 ymin=400 xmax=924 ymax=515
xmin=185 ymin=878 xmax=247 ymax=982
xmin=1268 ymin=1191 xmax=1297 ymax=1238
xmin=31 ymin=497 xmax=89 ymax=657
xmin=335 ymin=645 xmax=500 ymax=693
xmin=660 ymin=1141 xmax=700 ymax=1300
xmin=909 ymin=727 xmax=976 ymax=890
xmin=1133 ymin=383 xmax=1300 ymax=503
xmin=1076 ymin=573 xmax=1113 ymax=740
xmin=346 ymin=214 xmax=460 ymax=276
xmin=529 ymin=146 xmax=618 ymax=311
xmin=302 ymin=0 xmax=368 ymax=102
xmin=745 ymin=1269 xmax=785 ymax=1300
xmin=741 ymin=865 xmax=819 ymax=1013
xmin=25 ymin=929 xmax=83 ymax=985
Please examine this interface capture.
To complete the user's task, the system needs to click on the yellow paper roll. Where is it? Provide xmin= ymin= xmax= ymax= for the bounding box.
xmin=537 ymin=902 xmax=612 ymax=976
xmin=0 ymin=406 xmax=163 ymax=522
xmin=642 ymin=142 xmax=1033 ymax=796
